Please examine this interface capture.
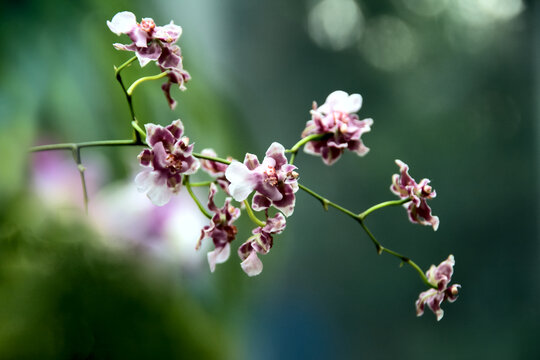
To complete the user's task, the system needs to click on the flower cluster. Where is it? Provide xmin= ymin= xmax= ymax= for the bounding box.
xmin=301 ymin=90 xmax=373 ymax=165
xmin=225 ymin=142 xmax=299 ymax=217
xmin=390 ymin=159 xmax=440 ymax=231
xmin=103 ymin=11 xmax=460 ymax=320
xmin=135 ymin=119 xmax=199 ymax=206
xmin=416 ymin=255 xmax=461 ymax=321
xmin=107 ymin=11 xmax=191 ymax=109
xmin=197 ymin=183 xmax=241 ymax=272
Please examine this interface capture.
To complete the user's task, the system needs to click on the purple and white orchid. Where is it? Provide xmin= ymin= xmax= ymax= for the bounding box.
xmin=416 ymin=255 xmax=460 ymax=321
xmin=197 ymin=183 xmax=241 ymax=272
xmin=135 ymin=119 xmax=199 ymax=206
xmin=225 ymin=142 xmax=299 ymax=217
xmin=301 ymin=90 xmax=373 ymax=165
xmin=107 ymin=11 xmax=191 ymax=109
xmin=238 ymin=212 xmax=287 ymax=276
xmin=390 ymin=159 xmax=439 ymax=231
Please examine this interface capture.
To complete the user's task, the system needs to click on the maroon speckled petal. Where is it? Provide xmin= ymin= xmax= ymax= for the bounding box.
xmin=150 ymin=141 xmax=169 ymax=171
xmin=166 ymin=119 xmax=184 ymax=139
xmin=243 ymin=153 xmax=260 ymax=170
xmin=145 ymin=123 xmax=175 ymax=148
xmin=265 ymin=142 xmax=288 ymax=168
xmin=135 ymin=42 xmax=162 ymax=67
xmin=207 ymin=183 xmax=219 ymax=213
xmin=272 ymin=184 xmax=296 ymax=217
xmin=138 ymin=148 xmax=153 ymax=166
xmin=252 ymin=193 xmax=271 ymax=211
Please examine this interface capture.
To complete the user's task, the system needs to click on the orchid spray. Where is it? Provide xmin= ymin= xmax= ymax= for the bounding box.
xmin=30 ymin=11 xmax=460 ymax=321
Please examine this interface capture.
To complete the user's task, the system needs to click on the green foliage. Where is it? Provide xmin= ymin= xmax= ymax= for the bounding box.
xmin=0 ymin=196 xmax=229 ymax=359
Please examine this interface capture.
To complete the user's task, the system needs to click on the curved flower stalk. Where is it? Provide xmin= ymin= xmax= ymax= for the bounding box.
xmin=135 ymin=119 xmax=199 ymax=206
xmin=197 ymin=183 xmax=241 ymax=272
xmin=390 ymin=159 xmax=439 ymax=230
xmin=416 ymin=255 xmax=461 ymax=321
xmin=238 ymin=212 xmax=287 ymax=276
xmin=225 ymin=142 xmax=299 ymax=217
xmin=107 ymin=11 xmax=191 ymax=109
xmin=301 ymin=90 xmax=373 ymax=165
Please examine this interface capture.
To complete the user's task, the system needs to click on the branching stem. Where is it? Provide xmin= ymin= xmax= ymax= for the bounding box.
xmin=298 ymin=182 xmax=435 ymax=289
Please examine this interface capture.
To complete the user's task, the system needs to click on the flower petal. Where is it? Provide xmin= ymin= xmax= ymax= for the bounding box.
xmin=207 ymin=243 xmax=231 ymax=273
xmin=240 ymin=251 xmax=263 ymax=277
xmin=318 ymin=90 xmax=349 ymax=114
xmin=225 ymin=161 xmax=258 ymax=201
xmin=265 ymin=142 xmax=287 ymax=169
xmin=107 ymin=11 xmax=137 ymax=35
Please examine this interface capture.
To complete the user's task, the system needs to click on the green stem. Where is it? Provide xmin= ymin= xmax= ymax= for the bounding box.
xmin=298 ymin=183 xmax=357 ymax=218
xmin=131 ymin=121 xmax=147 ymax=143
xmin=184 ymin=176 xmax=212 ymax=219
xmin=289 ymin=152 xmax=297 ymax=165
xmin=192 ymin=152 xmax=231 ymax=165
xmin=358 ymin=220 xmax=434 ymax=288
xmin=115 ymin=59 xmax=141 ymax=143
xmin=286 ymin=133 xmax=328 ymax=164
xmin=299 ymin=182 xmax=436 ymax=289
xmin=127 ymin=72 xmax=169 ymax=96
xmin=30 ymin=139 xmax=143 ymax=152
xmin=189 ymin=181 xmax=215 ymax=187
xmin=287 ymin=133 xmax=327 ymax=154
xmin=243 ymin=200 xmax=266 ymax=228
xmin=114 ymin=56 xmax=137 ymax=77
xmin=71 ymin=146 xmax=89 ymax=214
xmin=359 ymin=198 xmax=411 ymax=220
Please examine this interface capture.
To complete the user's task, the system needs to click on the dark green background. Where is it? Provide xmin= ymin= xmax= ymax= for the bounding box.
xmin=0 ymin=0 xmax=537 ymax=359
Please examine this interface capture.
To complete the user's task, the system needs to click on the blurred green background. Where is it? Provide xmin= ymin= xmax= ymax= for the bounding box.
xmin=0 ymin=0 xmax=538 ymax=359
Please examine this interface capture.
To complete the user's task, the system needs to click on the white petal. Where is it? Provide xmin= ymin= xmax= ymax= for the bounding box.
xmin=225 ymin=161 xmax=257 ymax=201
xmin=240 ymin=251 xmax=263 ymax=277
xmin=318 ymin=90 xmax=348 ymax=114
xmin=338 ymin=93 xmax=362 ymax=113
xmin=146 ymin=183 xmax=173 ymax=206
xmin=135 ymin=170 xmax=172 ymax=206
xmin=207 ymin=243 xmax=231 ymax=273
xmin=107 ymin=11 xmax=137 ymax=35
xmin=134 ymin=169 xmax=153 ymax=192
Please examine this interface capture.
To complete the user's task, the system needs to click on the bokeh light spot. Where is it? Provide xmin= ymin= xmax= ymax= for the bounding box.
xmin=359 ymin=15 xmax=418 ymax=72
xmin=307 ymin=0 xmax=364 ymax=51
